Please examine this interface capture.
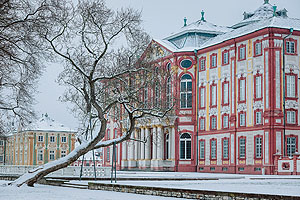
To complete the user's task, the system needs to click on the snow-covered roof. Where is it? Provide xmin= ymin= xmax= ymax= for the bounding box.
xmin=22 ymin=114 xmax=76 ymax=133
xmin=231 ymin=1 xmax=287 ymax=29
xmin=163 ymin=11 xmax=232 ymax=49
xmin=200 ymin=16 xmax=300 ymax=50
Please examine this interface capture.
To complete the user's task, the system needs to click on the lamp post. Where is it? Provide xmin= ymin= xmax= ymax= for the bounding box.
xmin=282 ymin=28 xmax=293 ymax=157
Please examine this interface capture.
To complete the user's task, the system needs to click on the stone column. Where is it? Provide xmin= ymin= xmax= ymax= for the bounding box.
xmin=140 ymin=127 xmax=145 ymax=160
xmin=152 ymin=126 xmax=157 ymax=160
xmin=121 ymin=141 xmax=127 ymax=168
xmin=171 ymin=126 xmax=176 ymax=160
xmin=134 ymin=129 xmax=139 ymax=161
xmin=144 ymin=127 xmax=151 ymax=161
xmin=156 ymin=125 xmax=163 ymax=160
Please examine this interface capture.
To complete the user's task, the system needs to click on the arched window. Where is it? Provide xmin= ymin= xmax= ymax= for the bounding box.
xmin=166 ymin=63 xmax=171 ymax=72
xmin=180 ymin=133 xmax=191 ymax=160
xmin=165 ymin=134 xmax=170 ymax=159
xmin=180 ymin=74 xmax=192 ymax=108
xmin=166 ymin=77 xmax=172 ymax=108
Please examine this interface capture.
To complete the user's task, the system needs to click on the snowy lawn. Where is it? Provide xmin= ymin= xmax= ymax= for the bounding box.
xmin=0 ymin=180 xmax=188 ymax=200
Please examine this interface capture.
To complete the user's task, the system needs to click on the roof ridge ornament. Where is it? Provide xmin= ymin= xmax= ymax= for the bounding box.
xmin=184 ymin=17 xmax=187 ymax=26
xmin=273 ymin=5 xmax=277 ymax=16
xmin=201 ymin=10 xmax=206 ymax=22
xmin=264 ymin=0 xmax=269 ymax=4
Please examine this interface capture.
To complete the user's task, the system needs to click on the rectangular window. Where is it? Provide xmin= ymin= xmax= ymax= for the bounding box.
xmin=223 ymin=139 xmax=229 ymax=159
xmin=286 ymin=41 xmax=295 ymax=54
xmin=255 ymin=137 xmax=262 ymax=158
xmin=61 ymin=136 xmax=67 ymax=143
xmin=286 ymin=75 xmax=296 ymax=98
xmin=287 ymin=137 xmax=296 ymax=156
xmin=38 ymin=150 xmax=43 ymax=161
xmin=50 ymin=136 xmax=55 ymax=143
xmin=239 ymin=46 xmax=246 ymax=60
xmin=200 ymin=140 xmax=205 ymax=159
xmin=211 ymin=55 xmax=217 ymax=67
xmin=255 ymin=42 xmax=262 ymax=56
xmin=239 ymin=79 xmax=246 ymax=102
xmin=211 ymin=140 xmax=217 ymax=159
xmin=240 ymin=113 xmax=246 ymax=126
xmin=0 ymin=155 xmax=3 ymax=162
xmin=0 ymin=140 xmax=3 ymax=146
xmin=38 ymin=135 xmax=43 ymax=142
xmin=223 ymin=115 xmax=229 ymax=128
xmin=255 ymin=76 xmax=262 ymax=99
xmin=211 ymin=85 xmax=217 ymax=106
xmin=256 ymin=111 xmax=262 ymax=125
xmin=200 ymin=87 xmax=205 ymax=108
xmin=61 ymin=150 xmax=66 ymax=158
xmin=200 ymin=58 xmax=206 ymax=70
xmin=114 ymin=129 xmax=118 ymax=138
xmin=223 ymin=82 xmax=229 ymax=105
xmin=239 ymin=138 xmax=246 ymax=159
xmin=223 ymin=51 xmax=229 ymax=65
xmin=200 ymin=118 xmax=205 ymax=130
xmin=49 ymin=150 xmax=55 ymax=160
xmin=287 ymin=111 xmax=296 ymax=124
xmin=211 ymin=117 xmax=217 ymax=130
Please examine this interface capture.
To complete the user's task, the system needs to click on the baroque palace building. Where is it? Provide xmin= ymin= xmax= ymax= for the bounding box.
xmin=102 ymin=0 xmax=300 ymax=174
xmin=0 ymin=114 xmax=76 ymax=166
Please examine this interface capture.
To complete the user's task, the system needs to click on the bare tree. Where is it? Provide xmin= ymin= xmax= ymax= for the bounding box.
xmin=9 ymin=0 xmax=173 ymax=187
xmin=0 ymin=0 xmax=61 ymax=134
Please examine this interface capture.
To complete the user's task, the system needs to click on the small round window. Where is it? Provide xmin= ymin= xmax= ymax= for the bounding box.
xmin=180 ymin=59 xmax=192 ymax=68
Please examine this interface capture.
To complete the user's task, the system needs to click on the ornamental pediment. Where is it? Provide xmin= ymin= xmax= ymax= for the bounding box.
xmin=145 ymin=41 xmax=172 ymax=61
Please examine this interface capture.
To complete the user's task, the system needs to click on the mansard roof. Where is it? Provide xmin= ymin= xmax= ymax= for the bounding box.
xmin=231 ymin=1 xmax=288 ymax=29
xmin=163 ymin=12 xmax=232 ymax=49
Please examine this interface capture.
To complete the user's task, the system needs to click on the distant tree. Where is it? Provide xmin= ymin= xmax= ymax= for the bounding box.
xmin=0 ymin=0 xmax=58 ymax=134
xmin=10 ymin=0 xmax=173 ymax=187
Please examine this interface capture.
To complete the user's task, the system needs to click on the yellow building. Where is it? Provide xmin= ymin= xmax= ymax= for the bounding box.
xmin=4 ymin=114 xmax=76 ymax=166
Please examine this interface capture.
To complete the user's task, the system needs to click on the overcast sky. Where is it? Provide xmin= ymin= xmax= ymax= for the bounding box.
xmin=34 ymin=0 xmax=300 ymax=129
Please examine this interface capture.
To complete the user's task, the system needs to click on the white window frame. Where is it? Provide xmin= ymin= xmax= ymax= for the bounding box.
xmin=239 ymin=79 xmax=246 ymax=101
xmin=200 ymin=87 xmax=205 ymax=108
xmin=255 ymin=75 xmax=262 ymax=99
xmin=256 ymin=111 xmax=262 ymax=125
xmin=223 ymin=139 xmax=229 ymax=159
xmin=50 ymin=136 xmax=55 ymax=143
xmin=199 ymin=140 xmax=205 ymax=159
xmin=61 ymin=150 xmax=66 ymax=158
xmin=38 ymin=150 xmax=43 ymax=161
xmin=211 ymin=55 xmax=217 ymax=67
xmin=211 ymin=116 xmax=217 ymax=129
xmin=211 ymin=85 xmax=217 ymax=106
xmin=286 ymin=75 xmax=296 ymax=98
xmin=38 ymin=135 xmax=43 ymax=142
xmin=239 ymin=138 xmax=246 ymax=159
xmin=223 ymin=82 xmax=229 ymax=104
xmin=180 ymin=75 xmax=192 ymax=108
xmin=255 ymin=42 xmax=262 ymax=56
xmin=200 ymin=59 xmax=206 ymax=70
xmin=223 ymin=51 xmax=229 ymax=65
xmin=179 ymin=133 xmax=192 ymax=160
xmin=200 ymin=118 xmax=205 ymax=130
xmin=166 ymin=77 xmax=172 ymax=108
xmin=49 ymin=150 xmax=55 ymax=160
xmin=287 ymin=137 xmax=296 ymax=157
xmin=223 ymin=115 xmax=229 ymax=128
xmin=240 ymin=113 xmax=246 ymax=126
xmin=211 ymin=139 xmax=217 ymax=159
xmin=287 ymin=111 xmax=296 ymax=124
xmin=239 ymin=46 xmax=246 ymax=60
xmin=286 ymin=41 xmax=295 ymax=54
xmin=61 ymin=136 xmax=67 ymax=143
xmin=255 ymin=137 xmax=262 ymax=158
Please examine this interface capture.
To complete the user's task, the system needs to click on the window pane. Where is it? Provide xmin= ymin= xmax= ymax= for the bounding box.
xmin=186 ymin=141 xmax=191 ymax=159
xmin=187 ymin=93 xmax=192 ymax=108
xmin=180 ymin=141 xmax=185 ymax=159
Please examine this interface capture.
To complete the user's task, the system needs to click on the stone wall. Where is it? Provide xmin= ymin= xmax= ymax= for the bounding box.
xmin=88 ymin=182 xmax=299 ymax=200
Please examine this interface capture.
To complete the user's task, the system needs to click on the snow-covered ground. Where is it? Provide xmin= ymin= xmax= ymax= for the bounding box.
xmin=0 ymin=180 xmax=188 ymax=200
xmin=2 ymin=172 xmax=300 ymax=199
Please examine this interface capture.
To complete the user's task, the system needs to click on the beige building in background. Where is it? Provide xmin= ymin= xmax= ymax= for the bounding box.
xmin=1 ymin=114 xmax=76 ymax=166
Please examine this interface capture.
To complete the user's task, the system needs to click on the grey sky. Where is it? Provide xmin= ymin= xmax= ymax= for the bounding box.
xmin=34 ymin=0 xmax=300 ymax=129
